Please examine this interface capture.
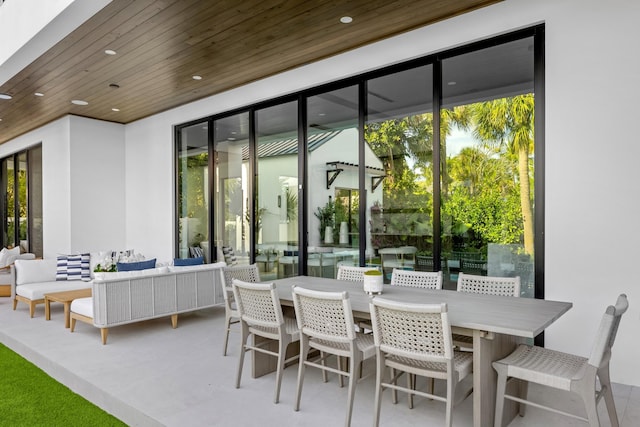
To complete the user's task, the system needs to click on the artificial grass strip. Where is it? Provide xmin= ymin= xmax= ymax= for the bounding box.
xmin=0 ymin=343 xmax=126 ymax=426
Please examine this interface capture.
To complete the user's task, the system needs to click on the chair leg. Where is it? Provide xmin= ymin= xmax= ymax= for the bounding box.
xmin=390 ymin=367 xmax=398 ymax=404
xmin=598 ymin=365 xmax=620 ymax=427
xmin=445 ymin=373 xmax=455 ymax=427
xmin=294 ymin=337 xmax=310 ymax=411
xmin=373 ymin=352 xmax=385 ymax=427
xmin=338 ymin=356 xmax=345 ymax=388
xmin=581 ymin=392 xmax=601 ymax=427
xmin=274 ymin=337 xmax=287 ymax=404
xmin=235 ymin=324 xmax=249 ymax=389
xmin=321 ymin=351 xmax=329 ymax=383
xmin=12 ymin=298 xmax=17 ymax=310
xmin=578 ymin=377 xmax=601 ymax=427
xmin=518 ymin=379 xmax=528 ymax=417
xmin=344 ymin=355 xmax=359 ymax=427
xmin=223 ymin=315 xmax=231 ymax=356
xmin=407 ymin=373 xmax=414 ymax=409
xmin=493 ymin=364 xmax=508 ymax=427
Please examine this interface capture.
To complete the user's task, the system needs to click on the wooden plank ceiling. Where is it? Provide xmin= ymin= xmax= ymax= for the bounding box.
xmin=0 ymin=0 xmax=500 ymax=145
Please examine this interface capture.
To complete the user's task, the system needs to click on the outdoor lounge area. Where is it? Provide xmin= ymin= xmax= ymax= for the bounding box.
xmin=1 ymin=1 xmax=640 ymax=426
xmin=1 ymin=296 xmax=639 ymax=427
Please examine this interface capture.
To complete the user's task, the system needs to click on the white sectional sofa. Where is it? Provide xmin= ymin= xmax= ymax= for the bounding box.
xmin=70 ymin=262 xmax=226 ymax=344
xmin=11 ymin=258 xmax=93 ymax=317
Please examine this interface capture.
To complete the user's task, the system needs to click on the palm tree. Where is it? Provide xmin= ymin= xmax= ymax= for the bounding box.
xmin=472 ymin=94 xmax=535 ymax=255
xmin=440 ymin=107 xmax=471 ymax=195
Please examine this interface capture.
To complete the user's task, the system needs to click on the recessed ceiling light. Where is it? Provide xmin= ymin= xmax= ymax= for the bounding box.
xmin=112 ymin=108 xmax=120 ymax=112
xmin=340 ymin=16 xmax=353 ymax=24
xmin=318 ymin=113 xmax=326 ymax=117
xmin=447 ymin=81 xmax=457 ymax=86
xmin=105 ymin=49 xmax=117 ymax=55
xmin=192 ymin=75 xmax=203 ymax=80
xmin=71 ymin=100 xmax=88 ymax=106
xmin=34 ymin=92 xmax=44 ymax=97
xmin=0 ymin=93 xmax=12 ymax=100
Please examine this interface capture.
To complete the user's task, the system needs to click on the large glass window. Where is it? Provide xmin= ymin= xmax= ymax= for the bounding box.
xmin=366 ymin=66 xmax=434 ymax=282
xmin=307 ymin=86 xmax=359 ymax=278
xmin=214 ymin=112 xmax=250 ymax=266
xmin=174 ymin=28 xmax=542 ymax=297
xmin=27 ymin=146 xmax=43 ymax=256
xmin=441 ymin=37 xmax=535 ymax=294
xmin=0 ymin=145 xmax=42 ymax=256
xmin=177 ymin=122 xmax=209 ymax=260
xmin=2 ymin=156 xmax=15 ymax=249
xmin=255 ymin=101 xmax=299 ymax=280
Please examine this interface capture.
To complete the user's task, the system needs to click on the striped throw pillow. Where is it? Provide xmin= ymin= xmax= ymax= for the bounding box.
xmin=56 ymin=253 xmax=91 ymax=281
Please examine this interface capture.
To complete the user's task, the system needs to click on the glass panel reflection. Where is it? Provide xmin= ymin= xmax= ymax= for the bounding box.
xmin=366 ymin=65 xmax=434 ymax=283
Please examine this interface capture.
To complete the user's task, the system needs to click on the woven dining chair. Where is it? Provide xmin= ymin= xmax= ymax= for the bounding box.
xmin=390 ymin=269 xmax=443 ymax=289
xmin=336 ymin=265 xmax=378 ymax=281
xmin=292 ymin=286 xmax=375 ymax=427
xmin=454 ymin=272 xmax=520 ymax=349
xmin=369 ymin=297 xmax=473 ymax=427
xmin=493 ymin=293 xmax=628 ymax=427
xmin=232 ymin=279 xmax=300 ymax=404
xmin=220 ymin=264 xmax=261 ymax=356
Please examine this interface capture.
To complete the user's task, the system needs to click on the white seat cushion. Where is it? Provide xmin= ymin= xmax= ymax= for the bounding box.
xmin=16 ymin=281 xmax=92 ymax=300
xmin=70 ymin=297 xmax=93 ymax=318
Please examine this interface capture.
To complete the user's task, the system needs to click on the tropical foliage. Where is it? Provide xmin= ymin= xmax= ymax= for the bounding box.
xmin=365 ymin=93 xmax=534 ymax=255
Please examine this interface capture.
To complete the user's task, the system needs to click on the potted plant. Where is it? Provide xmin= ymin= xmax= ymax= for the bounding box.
xmin=363 ymin=269 xmax=383 ymax=294
xmin=314 ymin=198 xmax=335 ymax=243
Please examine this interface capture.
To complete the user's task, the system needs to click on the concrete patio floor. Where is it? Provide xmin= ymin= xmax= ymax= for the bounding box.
xmin=1 ymin=297 xmax=638 ymax=427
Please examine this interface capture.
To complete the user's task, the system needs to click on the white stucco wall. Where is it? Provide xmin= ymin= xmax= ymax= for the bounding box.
xmin=68 ymin=115 xmax=125 ymax=253
xmin=0 ymin=0 xmax=111 ymax=85
xmin=0 ymin=115 xmax=125 ymax=257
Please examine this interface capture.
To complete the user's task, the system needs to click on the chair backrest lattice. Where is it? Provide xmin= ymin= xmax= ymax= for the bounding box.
xmin=222 ymin=264 xmax=260 ymax=305
xmin=390 ymin=269 xmax=442 ymax=289
xmin=588 ymin=294 xmax=628 ymax=368
xmin=232 ymin=280 xmax=283 ymax=330
xmin=457 ymin=272 xmax=520 ymax=297
xmin=336 ymin=265 xmax=378 ymax=282
xmin=292 ymin=286 xmax=355 ymax=344
xmin=370 ymin=298 xmax=452 ymax=362
xmin=223 ymin=264 xmax=260 ymax=287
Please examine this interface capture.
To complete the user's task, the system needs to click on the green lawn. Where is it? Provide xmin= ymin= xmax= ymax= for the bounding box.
xmin=0 ymin=343 xmax=127 ymax=426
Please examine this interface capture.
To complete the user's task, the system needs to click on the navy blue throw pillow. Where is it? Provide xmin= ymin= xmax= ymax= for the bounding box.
xmin=174 ymin=256 xmax=204 ymax=266
xmin=117 ymin=258 xmax=156 ymax=271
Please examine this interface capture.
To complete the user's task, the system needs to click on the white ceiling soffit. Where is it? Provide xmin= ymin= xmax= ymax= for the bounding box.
xmin=0 ymin=0 xmax=111 ymax=86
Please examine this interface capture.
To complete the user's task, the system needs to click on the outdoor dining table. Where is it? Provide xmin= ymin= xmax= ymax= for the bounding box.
xmin=251 ymin=275 xmax=572 ymax=427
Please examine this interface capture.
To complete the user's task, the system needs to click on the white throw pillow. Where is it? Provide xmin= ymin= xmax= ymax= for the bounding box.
xmin=15 ymin=259 xmax=58 ymax=285
xmin=0 ymin=246 xmax=20 ymax=267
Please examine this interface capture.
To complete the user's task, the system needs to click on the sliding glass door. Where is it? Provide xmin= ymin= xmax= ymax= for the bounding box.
xmin=365 ymin=66 xmax=434 ymax=282
xmin=175 ymin=28 xmax=542 ymax=297
xmin=307 ymin=86 xmax=359 ymax=278
xmin=440 ymin=36 xmax=535 ymax=293
xmin=255 ymin=101 xmax=299 ymax=279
